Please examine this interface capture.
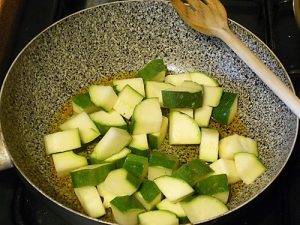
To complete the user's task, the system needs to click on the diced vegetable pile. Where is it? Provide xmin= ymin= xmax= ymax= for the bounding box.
xmin=44 ymin=58 xmax=266 ymax=225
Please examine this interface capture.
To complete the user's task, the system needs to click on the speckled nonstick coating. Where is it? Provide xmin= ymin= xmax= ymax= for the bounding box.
xmin=0 ymin=0 xmax=298 ymax=224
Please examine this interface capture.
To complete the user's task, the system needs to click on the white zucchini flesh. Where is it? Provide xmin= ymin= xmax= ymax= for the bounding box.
xmin=113 ymin=77 xmax=145 ymax=96
xmin=113 ymin=85 xmax=144 ymax=119
xmin=234 ymin=152 xmax=266 ymax=184
xmin=90 ymin=127 xmax=132 ymax=161
xmin=111 ymin=206 xmax=143 ymax=225
xmin=129 ymin=134 xmax=149 ymax=150
xmin=134 ymin=192 xmax=162 ymax=211
xmin=170 ymin=108 xmax=193 ymax=117
xmin=180 ymin=195 xmax=228 ymax=223
xmin=210 ymin=159 xmax=241 ymax=184
xmin=199 ymin=128 xmax=219 ymax=162
xmin=165 ymin=73 xmax=192 ymax=86
xmin=59 ymin=112 xmax=100 ymax=144
xmin=145 ymin=81 xmax=173 ymax=106
xmin=154 ymin=176 xmax=194 ymax=202
xmin=190 ymin=72 xmax=219 ymax=87
xmin=103 ymin=169 xmax=140 ymax=196
xmin=156 ymin=199 xmax=187 ymax=218
xmin=97 ymin=182 xmax=116 ymax=208
xmin=203 ymin=86 xmax=223 ymax=107
xmin=131 ymin=98 xmax=162 ymax=135
xmin=238 ymin=135 xmax=258 ymax=156
xmin=44 ymin=129 xmax=81 ymax=155
xmin=74 ymin=186 xmax=106 ymax=218
xmin=169 ymin=111 xmax=201 ymax=145
xmin=212 ymin=192 xmax=230 ymax=204
xmin=104 ymin=148 xmax=131 ymax=163
xmin=194 ymin=105 xmax=213 ymax=127
xmin=89 ymin=85 xmax=118 ymax=111
xmin=148 ymin=166 xmax=173 ymax=181
xmin=52 ymin=151 xmax=88 ymax=177
xmin=89 ymin=110 xmax=126 ymax=127
xmin=138 ymin=210 xmax=179 ymax=225
xmin=219 ymin=134 xmax=258 ymax=160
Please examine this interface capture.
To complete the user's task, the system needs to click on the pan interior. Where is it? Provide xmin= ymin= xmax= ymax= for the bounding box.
xmin=0 ymin=0 xmax=297 ymax=223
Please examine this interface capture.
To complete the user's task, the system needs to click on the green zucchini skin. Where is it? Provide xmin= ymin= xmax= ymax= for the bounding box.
xmin=212 ymin=92 xmax=238 ymax=125
xmin=72 ymin=92 xmax=98 ymax=113
xmin=139 ymin=180 xmax=161 ymax=202
xmin=173 ymin=159 xmax=212 ymax=186
xmin=71 ymin=163 xmax=114 ymax=188
xmin=195 ymin=174 xmax=229 ymax=195
xmin=96 ymin=124 xmax=128 ymax=135
xmin=138 ymin=59 xmax=167 ymax=81
xmin=162 ymin=91 xmax=203 ymax=109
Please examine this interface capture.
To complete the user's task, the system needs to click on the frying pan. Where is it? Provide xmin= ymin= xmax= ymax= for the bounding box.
xmin=0 ymin=0 xmax=298 ymax=224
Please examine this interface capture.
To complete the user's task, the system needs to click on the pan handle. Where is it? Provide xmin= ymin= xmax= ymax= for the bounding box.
xmin=0 ymin=127 xmax=13 ymax=170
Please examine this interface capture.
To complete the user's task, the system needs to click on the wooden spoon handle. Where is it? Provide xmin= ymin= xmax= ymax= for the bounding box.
xmin=218 ymin=28 xmax=300 ymax=118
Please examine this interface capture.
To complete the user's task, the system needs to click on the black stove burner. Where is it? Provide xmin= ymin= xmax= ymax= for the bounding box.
xmin=0 ymin=0 xmax=299 ymax=225
xmin=13 ymin=184 xmax=70 ymax=225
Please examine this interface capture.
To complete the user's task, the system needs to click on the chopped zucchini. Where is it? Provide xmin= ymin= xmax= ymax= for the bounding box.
xmin=162 ymin=81 xmax=203 ymax=109
xmin=234 ymin=152 xmax=266 ymax=184
xmin=219 ymin=134 xmax=258 ymax=160
xmin=103 ymin=148 xmax=131 ymax=168
xmin=173 ymin=159 xmax=212 ymax=186
xmin=128 ymin=134 xmax=149 ymax=157
xmin=169 ymin=111 xmax=201 ymax=145
xmin=145 ymin=81 xmax=173 ymax=106
xmin=138 ymin=210 xmax=179 ymax=225
xmin=203 ymin=86 xmax=223 ymax=107
xmin=97 ymin=182 xmax=116 ymax=208
xmin=74 ymin=186 xmax=105 ymax=218
xmin=238 ymin=135 xmax=258 ymax=156
xmin=195 ymin=174 xmax=229 ymax=203
xmin=148 ymin=151 xmax=178 ymax=180
xmin=212 ymin=91 xmax=238 ymax=125
xmin=52 ymin=151 xmax=87 ymax=177
xmin=113 ymin=78 xmax=145 ymax=96
xmin=147 ymin=116 xmax=168 ymax=149
xmin=180 ymin=195 xmax=228 ymax=223
xmin=148 ymin=166 xmax=173 ymax=181
xmin=165 ymin=73 xmax=191 ymax=86
xmin=70 ymin=163 xmax=113 ymax=188
xmin=149 ymin=151 xmax=178 ymax=170
xmin=190 ymin=72 xmax=219 ymax=87
xmin=131 ymin=98 xmax=162 ymax=135
xmin=134 ymin=180 xmax=162 ymax=211
xmin=44 ymin=129 xmax=81 ymax=155
xmin=199 ymin=128 xmax=219 ymax=162
xmin=90 ymin=127 xmax=132 ymax=161
xmin=72 ymin=92 xmax=98 ymax=114
xmin=170 ymin=108 xmax=193 ymax=118
xmin=103 ymin=168 xmax=141 ymax=196
xmin=113 ymin=85 xmax=144 ymax=119
xmin=89 ymin=85 xmax=117 ymax=111
xmin=90 ymin=110 xmax=127 ymax=135
xmin=111 ymin=195 xmax=145 ymax=225
xmin=138 ymin=59 xmax=167 ymax=82
xmin=194 ymin=105 xmax=213 ymax=127
xmin=154 ymin=176 xmax=194 ymax=202
xmin=210 ymin=159 xmax=241 ymax=184
xmin=123 ymin=154 xmax=149 ymax=179
xmin=60 ymin=112 xmax=100 ymax=144
xmin=156 ymin=199 xmax=188 ymax=224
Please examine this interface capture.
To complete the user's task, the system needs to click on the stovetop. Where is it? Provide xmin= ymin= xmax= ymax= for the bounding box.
xmin=0 ymin=0 xmax=299 ymax=225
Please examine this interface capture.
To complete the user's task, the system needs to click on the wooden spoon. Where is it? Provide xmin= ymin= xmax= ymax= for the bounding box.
xmin=171 ymin=0 xmax=300 ymax=118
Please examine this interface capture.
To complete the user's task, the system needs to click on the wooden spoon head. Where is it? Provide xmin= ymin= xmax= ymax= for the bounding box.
xmin=171 ymin=0 xmax=230 ymax=37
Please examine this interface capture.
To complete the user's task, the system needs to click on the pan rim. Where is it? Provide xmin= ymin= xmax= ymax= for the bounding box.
xmin=0 ymin=0 xmax=298 ymax=224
